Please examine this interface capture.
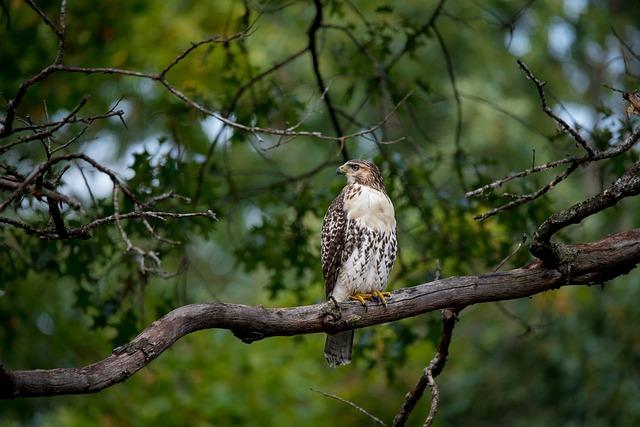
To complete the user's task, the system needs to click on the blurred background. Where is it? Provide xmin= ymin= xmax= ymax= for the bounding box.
xmin=1 ymin=0 xmax=640 ymax=425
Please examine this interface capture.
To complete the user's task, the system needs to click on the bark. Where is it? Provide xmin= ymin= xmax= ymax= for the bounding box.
xmin=2 ymin=229 xmax=640 ymax=398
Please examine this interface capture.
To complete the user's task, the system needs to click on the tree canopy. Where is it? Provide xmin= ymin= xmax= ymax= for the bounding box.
xmin=2 ymin=0 xmax=640 ymax=425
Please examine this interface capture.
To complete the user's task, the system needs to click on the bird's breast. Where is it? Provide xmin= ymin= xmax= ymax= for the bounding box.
xmin=343 ymin=185 xmax=395 ymax=232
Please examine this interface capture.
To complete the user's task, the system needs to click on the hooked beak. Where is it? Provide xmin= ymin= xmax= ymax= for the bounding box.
xmin=336 ymin=164 xmax=347 ymax=175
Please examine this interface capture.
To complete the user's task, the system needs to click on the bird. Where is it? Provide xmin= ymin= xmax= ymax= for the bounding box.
xmin=321 ymin=159 xmax=397 ymax=367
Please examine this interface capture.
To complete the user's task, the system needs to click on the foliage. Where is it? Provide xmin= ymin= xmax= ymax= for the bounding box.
xmin=1 ymin=0 xmax=640 ymax=425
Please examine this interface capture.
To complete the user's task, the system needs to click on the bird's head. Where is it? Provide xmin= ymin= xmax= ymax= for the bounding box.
xmin=336 ymin=159 xmax=385 ymax=191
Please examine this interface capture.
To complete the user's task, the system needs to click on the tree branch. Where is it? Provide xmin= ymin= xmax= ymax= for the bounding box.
xmin=530 ymin=159 xmax=640 ymax=265
xmin=517 ymin=59 xmax=594 ymax=157
xmin=308 ymin=0 xmax=349 ymax=161
xmin=393 ymin=308 xmax=458 ymax=427
xmin=2 ymin=229 xmax=640 ymax=398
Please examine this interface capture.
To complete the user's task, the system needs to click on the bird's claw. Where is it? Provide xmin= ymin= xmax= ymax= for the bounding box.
xmin=349 ymin=293 xmax=371 ymax=306
xmin=349 ymin=291 xmax=391 ymax=306
xmin=372 ymin=290 xmax=391 ymax=306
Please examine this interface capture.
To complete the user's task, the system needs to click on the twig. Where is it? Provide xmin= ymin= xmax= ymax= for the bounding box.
xmin=422 ymin=355 xmax=440 ymax=427
xmin=531 ymin=157 xmax=640 ymax=265
xmin=308 ymin=0 xmax=349 ymax=161
xmin=465 ymin=157 xmax=574 ymax=198
xmin=517 ymin=59 xmax=594 ymax=157
xmin=310 ymin=388 xmax=386 ymax=426
xmin=495 ymin=302 xmax=532 ymax=336
xmin=611 ymin=28 xmax=640 ymax=62
xmin=493 ymin=233 xmax=528 ymax=272
xmin=467 ymin=91 xmax=640 ymax=221
xmin=0 ymin=177 xmax=82 ymax=210
xmin=433 ymin=23 xmax=466 ymax=190
xmin=55 ymin=0 xmax=67 ymax=64
xmin=393 ymin=308 xmax=459 ymax=427
xmin=24 ymin=0 xmax=62 ymax=39
xmin=159 ymin=27 xmax=253 ymax=78
xmin=0 ymin=152 xmax=140 ymax=213
xmin=473 ymin=160 xmax=578 ymax=221
xmin=385 ymin=0 xmax=448 ymax=71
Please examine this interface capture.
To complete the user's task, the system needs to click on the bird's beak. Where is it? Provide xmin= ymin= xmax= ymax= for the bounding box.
xmin=336 ymin=164 xmax=347 ymax=175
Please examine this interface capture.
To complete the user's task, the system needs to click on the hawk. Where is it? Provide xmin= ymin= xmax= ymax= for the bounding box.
xmin=321 ymin=159 xmax=397 ymax=366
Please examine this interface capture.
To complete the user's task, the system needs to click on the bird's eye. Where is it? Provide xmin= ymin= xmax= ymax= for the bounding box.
xmin=350 ymin=164 xmax=360 ymax=171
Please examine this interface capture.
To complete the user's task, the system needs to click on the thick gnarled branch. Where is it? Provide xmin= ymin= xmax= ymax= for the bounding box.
xmin=2 ymin=229 xmax=640 ymax=399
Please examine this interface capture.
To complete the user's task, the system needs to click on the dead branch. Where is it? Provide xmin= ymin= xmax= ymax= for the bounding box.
xmin=466 ymin=90 xmax=640 ymax=221
xmin=393 ymin=308 xmax=459 ymax=427
xmin=2 ymin=229 xmax=640 ymax=398
xmin=517 ymin=60 xmax=594 ymax=156
xmin=308 ymin=0 xmax=349 ymax=160
xmin=531 ymin=158 xmax=640 ymax=266
xmin=311 ymin=388 xmax=386 ymax=426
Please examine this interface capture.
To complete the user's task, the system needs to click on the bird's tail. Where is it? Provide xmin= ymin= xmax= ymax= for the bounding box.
xmin=324 ymin=330 xmax=354 ymax=367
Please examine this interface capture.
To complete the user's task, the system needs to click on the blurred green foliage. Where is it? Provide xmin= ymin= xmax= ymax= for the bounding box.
xmin=1 ymin=0 xmax=640 ymax=425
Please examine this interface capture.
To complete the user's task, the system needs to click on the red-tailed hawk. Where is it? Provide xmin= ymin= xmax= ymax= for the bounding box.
xmin=322 ymin=159 xmax=397 ymax=366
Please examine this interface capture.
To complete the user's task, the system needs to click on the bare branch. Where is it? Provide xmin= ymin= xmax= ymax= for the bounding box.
xmin=24 ymin=0 xmax=62 ymax=39
xmin=433 ymin=23 xmax=465 ymax=190
xmin=465 ymin=157 xmax=574 ymax=198
xmin=517 ymin=59 xmax=595 ymax=157
xmin=385 ymin=0 xmax=448 ymax=71
xmin=3 ymin=229 xmax=639 ymax=398
xmin=611 ymin=27 xmax=640 ymax=62
xmin=159 ymin=27 xmax=253 ymax=78
xmin=0 ymin=152 xmax=139 ymax=213
xmin=0 ymin=95 xmax=90 ymax=154
xmin=311 ymin=388 xmax=386 ymax=426
xmin=467 ymin=106 xmax=640 ymax=220
xmin=308 ymin=0 xmax=349 ymax=161
xmin=0 ymin=177 xmax=82 ymax=210
xmin=531 ymin=158 xmax=640 ymax=265
xmin=55 ymin=0 xmax=67 ymax=64
xmin=473 ymin=160 xmax=579 ymax=221
xmin=393 ymin=308 xmax=459 ymax=427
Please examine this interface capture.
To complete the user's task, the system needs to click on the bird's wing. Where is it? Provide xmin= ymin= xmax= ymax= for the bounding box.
xmin=321 ymin=189 xmax=347 ymax=299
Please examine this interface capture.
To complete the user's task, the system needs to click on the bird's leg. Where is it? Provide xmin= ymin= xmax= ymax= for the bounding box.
xmin=371 ymin=290 xmax=392 ymax=306
xmin=349 ymin=293 xmax=373 ymax=306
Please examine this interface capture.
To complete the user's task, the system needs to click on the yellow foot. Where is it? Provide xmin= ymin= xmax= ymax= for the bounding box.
xmin=349 ymin=293 xmax=373 ymax=306
xmin=371 ymin=290 xmax=392 ymax=306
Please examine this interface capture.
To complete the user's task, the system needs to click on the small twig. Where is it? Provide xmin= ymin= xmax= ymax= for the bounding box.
xmin=517 ymin=59 xmax=594 ymax=157
xmin=493 ymin=233 xmax=528 ymax=272
xmin=473 ymin=160 xmax=579 ymax=221
xmin=24 ymin=0 xmax=62 ymax=39
xmin=0 ymin=95 xmax=90 ymax=154
xmin=611 ymin=27 xmax=640 ymax=62
xmin=0 ymin=152 xmax=141 ymax=213
xmin=55 ymin=0 xmax=68 ymax=64
xmin=310 ymin=388 xmax=386 ymax=426
xmin=466 ymin=157 xmax=574 ymax=198
xmin=159 ymin=26 xmax=253 ymax=78
xmin=422 ymin=355 xmax=440 ymax=427
xmin=495 ymin=302 xmax=532 ymax=336
xmin=385 ymin=0 xmax=447 ymax=71
xmin=0 ymin=177 xmax=82 ymax=211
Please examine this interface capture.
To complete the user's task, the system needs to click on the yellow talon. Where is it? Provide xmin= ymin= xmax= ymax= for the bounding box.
xmin=349 ymin=293 xmax=373 ymax=306
xmin=372 ymin=290 xmax=391 ymax=306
